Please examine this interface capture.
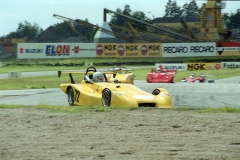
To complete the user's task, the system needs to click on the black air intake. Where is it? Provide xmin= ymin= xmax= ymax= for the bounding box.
xmin=138 ymin=103 xmax=155 ymax=107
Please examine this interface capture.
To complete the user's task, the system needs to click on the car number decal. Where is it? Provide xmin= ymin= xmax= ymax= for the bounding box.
xmin=75 ymin=89 xmax=80 ymax=102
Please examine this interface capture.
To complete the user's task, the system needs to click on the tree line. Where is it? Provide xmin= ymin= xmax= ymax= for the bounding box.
xmin=1 ymin=0 xmax=240 ymax=42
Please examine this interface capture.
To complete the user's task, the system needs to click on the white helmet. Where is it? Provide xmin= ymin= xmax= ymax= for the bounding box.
xmin=93 ymin=72 xmax=104 ymax=82
xmin=156 ymin=68 xmax=160 ymax=72
xmin=115 ymin=67 xmax=121 ymax=73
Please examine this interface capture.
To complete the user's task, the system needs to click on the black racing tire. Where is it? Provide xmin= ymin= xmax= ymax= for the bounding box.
xmin=152 ymin=89 xmax=160 ymax=95
xmin=67 ymin=87 xmax=74 ymax=106
xmin=102 ymin=88 xmax=111 ymax=107
xmin=130 ymin=78 xmax=134 ymax=84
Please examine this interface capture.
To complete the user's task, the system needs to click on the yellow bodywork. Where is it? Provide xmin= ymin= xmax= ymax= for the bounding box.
xmin=106 ymin=72 xmax=135 ymax=84
xmin=58 ymin=68 xmax=171 ymax=108
xmin=60 ymin=80 xmax=172 ymax=108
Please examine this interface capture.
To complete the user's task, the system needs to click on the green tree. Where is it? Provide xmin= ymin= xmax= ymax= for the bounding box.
xmin=122 ymin=5 xmax=132 ymax=17
xmin=182 ymin=0 xmax=198 ymax=17
xmin=198 ymin=3 xmax=206 ymax=17
xmin=109 ymin=5 xmax=133 ymax=32
xmin=223 ymin=12 xmax=231 ymax=29
xmin=131 ymin=11 xmax=147 ymax=31
xmin=164 ymin=0 xmax=173 ymax=17
xmin=228 ymin=9 xmax=240 ymax=29
xmin=164 ymin=0 xmax=182 ymax=17
xmin=117 ymin=5 xmax=132 ymax=27
xmin=5 ymin=20 xmax=43 ymax=41
xmin=222 ymin=9 xmax=240 ymax=29
xmin=109 ymin=5 xmax=148 ymax=31
xmin=182 ymin=3 xmax=189 ymax=17
xmin=74 ymin=18 xmax=97 ymax=41
xmin=54 ymin=21 xmax=72 ymax=38
xmin=53 ymin=18 xmax=97 ymax=41
xmin=110 ymin=8 xmax=125 ymax=26
xmin=171 ymin=1 xmax=182 ymax=17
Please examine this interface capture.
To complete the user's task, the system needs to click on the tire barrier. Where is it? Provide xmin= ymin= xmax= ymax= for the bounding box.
xmin=4 ymin=63 xmax=85 ymax=67
xmin=93 ymin=62 xmax=155 ymax=66
xmin=93 ymin=61 xmax=184 ymax=66
xmin=4 ymin=56 xmax=240 ymax=67
xmin=193 ymin=57 xmax=240 ymax=62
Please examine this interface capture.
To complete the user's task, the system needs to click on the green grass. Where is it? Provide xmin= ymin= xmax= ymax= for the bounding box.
xmin=0 ymin=104 xmax=239 ymax=113
xmin=0 ymin=76 xmax=66 ymax=90
xmin=197 ymin=107 xmax=240 ymax=113
xmin=1 ymin=58 xmax=240 ymax=111
xmin=0 ymin=104 xmax=138 ymax=113
xmin=4 ymin=56 xmax=240 ymax=65
xmin=0 ymin=65 xmax=83 ymax=74
xmin=176 ymin=107 xmax=240 ymax=113
xmin=2 ymin=56 xmax=240 ymax=74
xmin=133 ymin=68 xmax=240 ymax=81
xmin=1 ymin=58 xmax=240 ymax=90
xmin=1 ymin=68 xmax=240 ymax=90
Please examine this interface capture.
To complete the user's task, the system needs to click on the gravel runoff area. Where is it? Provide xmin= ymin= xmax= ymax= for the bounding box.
xmin=0 ymin=108 xmax=239 ymax=160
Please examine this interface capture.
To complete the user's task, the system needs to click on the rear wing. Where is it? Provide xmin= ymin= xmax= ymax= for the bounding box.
xmin=151 ymin=65 xmax=177 ymax=74
xmin=58 ymin=70 xmax=117 ymax=84
xmin=108 ymin=67 xmax=134 ymax=74
xmin=58 ymin=71 xmax=115 ymax=78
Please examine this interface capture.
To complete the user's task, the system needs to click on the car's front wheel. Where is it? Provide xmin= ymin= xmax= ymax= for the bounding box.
xmin=152 ymin=89 xmax=160 ymax=95
xmin=67 ymin=87 xmax=74 ymax=106
xmin=102 ymin=88 xmax=111 ymax=106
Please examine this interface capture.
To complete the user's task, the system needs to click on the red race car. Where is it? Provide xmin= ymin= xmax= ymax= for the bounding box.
xmin=146 ymin=65 xmax=177 ymax=83
xmin=181 ymin=74 xmax=215 ymax=83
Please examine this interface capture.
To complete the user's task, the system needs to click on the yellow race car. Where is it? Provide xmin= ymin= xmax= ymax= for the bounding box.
xmin=58 ymin=66 xmax=172 ymax=108
xmin=106 ymin=66 xmax=135 ymax=84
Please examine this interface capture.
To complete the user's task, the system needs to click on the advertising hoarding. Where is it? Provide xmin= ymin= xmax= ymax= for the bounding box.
xmin=162 ymin=43 xmax=216 ymax=57
xmin=155 ymin=63 xmax=187 ymax=71
xmin=222 ymin=62 xmax=240 ymax=69
xmin=187 ymin=63 xmax=221 ymax=70
xmin=96 ymin=43 xmax=162 ymax=58
xmin=216 ymin=42 xmax=240 ymax=56
xmin=17 ymin=43 xmax=96 ymax=59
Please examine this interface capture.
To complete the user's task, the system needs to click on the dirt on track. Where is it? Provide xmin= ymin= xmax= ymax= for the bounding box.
xmin=0 ymin=108 xmax=239 ymax=160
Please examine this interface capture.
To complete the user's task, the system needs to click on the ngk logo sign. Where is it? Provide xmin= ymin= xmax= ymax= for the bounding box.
xmin=141 ymin=45 xmax=148 ymax=56
xmin=187 ymin=63 xmax=221 ymax=70
xmin=96 ymin=44 xmax=103 ymax=56
xmin=118 ymin=45 xmax=124 ymax=56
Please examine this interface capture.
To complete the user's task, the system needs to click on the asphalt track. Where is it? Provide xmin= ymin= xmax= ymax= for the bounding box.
xmin=0 ymin=70 xmax=239 ymax=108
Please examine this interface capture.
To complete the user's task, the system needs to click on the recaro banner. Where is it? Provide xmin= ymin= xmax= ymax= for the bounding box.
xmin=162 ymin=43 xmax=215 ymax=57
xmin=17 ymin=43 xmax=96 ymax=59
xmin=187 ymin=63 xmax=221 ymax=70
xmin=96 ymin=43 xmax=162 ymax=57
xmin=216 ymin=42 xmax=240 ymax=56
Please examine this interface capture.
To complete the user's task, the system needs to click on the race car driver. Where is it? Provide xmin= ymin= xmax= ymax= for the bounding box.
xmin=93 ymin=72 xmax=104 ymax=82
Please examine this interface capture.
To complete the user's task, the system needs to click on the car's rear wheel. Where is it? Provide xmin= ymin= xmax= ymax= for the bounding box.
xmin=130 ymin=78 xmax=134 ymax=84
xmin=172 ymin=74 xmax=175 ymax=83
xmin=68 ymin=87 xmax=74 ymax=106
xmin=102 ymin=88 xmax=111 ymax=106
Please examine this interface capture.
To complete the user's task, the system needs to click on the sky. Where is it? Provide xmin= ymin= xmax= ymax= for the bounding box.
xmin=1 ymin=0 xmax=239 ymax=37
